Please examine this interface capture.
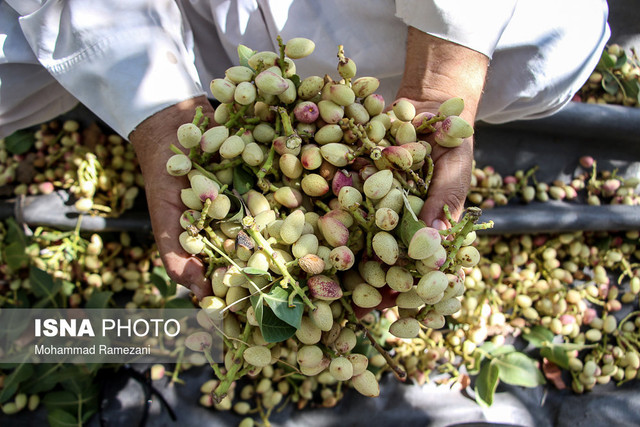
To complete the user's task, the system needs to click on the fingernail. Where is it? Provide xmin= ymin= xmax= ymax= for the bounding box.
xmin=431 ymin=219 xmax=447 ymax=230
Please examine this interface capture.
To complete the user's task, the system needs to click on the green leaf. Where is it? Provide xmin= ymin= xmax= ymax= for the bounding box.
xmin=540 ymin=345 xmax=570 ymax=370
xmin=43 ymin=391 xmax=78 ymax=413
xmin=85 ymin=291 xmax=113 ymax=308
xmin=620 ymin=79 xmax=640 ymax=102
xmin=522 ymin=326 xmax=554 ymax=348
xmin=398 ymin=207 xmax=426 ymax=248
xmin=493 ymin=351 xmax=545 ymax=388
xmin=250 ymin=293 xmax=297 ymax=343
xmin=4 ymin=241 xmax=29 ymax=272
xmin=238 ymin=44 xmax=257 ymax=69
xmin=29 ymin=266 xmax=62 ymax=300
xmin=22 ymin=364 xmax=70 ymax=394
xmin=487 ymin=344 xmax=516 ymax=357
xmin=259 ymin=306 xmax=297 ymax=343
xmin=614 ymin=51 xmax=628 ymax=69
xmin=233 ymin=166 xmax=255 ymax=195
xmin=242 ymin=267 xmax=272 ymax=280
xmin=597 ymin=51 xmax=616 ymax=69
xmin=289 ymin=74 xmax=301 ymax=89
xmin=47 ymin=409 xmax=78 ymax=427
xmin=150 ymin=272 xmax=169 ymax=297
xmin=0 ymin=364 xmax=34 ymax=403
xmin=5 ymin=130 xmax=35 ymax=155
xmin=474 ymin=360 xmax=500 ymax=407
xmin=264 ymin=286 xmax=303 ymax=329
xmin=601 ymin=73 xmax=619 ymax=95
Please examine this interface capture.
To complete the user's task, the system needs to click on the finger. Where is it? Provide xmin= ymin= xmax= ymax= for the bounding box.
xmin=419 ymin=139 xmax=473 ymax=228
xmin=353 ymin=287 xmax=398 ymax=319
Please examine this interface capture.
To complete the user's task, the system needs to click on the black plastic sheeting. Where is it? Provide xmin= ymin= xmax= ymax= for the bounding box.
xmin=1 ymin=364 xmax=639 ymax=427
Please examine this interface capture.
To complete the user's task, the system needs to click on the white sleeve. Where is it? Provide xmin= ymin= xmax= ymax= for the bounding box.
xmin=6 ymin=0 xmax=205 ymax=139
xmin=395 ymin=0 xmax=518 ymax=58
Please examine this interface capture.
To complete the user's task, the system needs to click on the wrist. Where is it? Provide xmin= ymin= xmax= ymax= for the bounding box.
xmin=396 ymin=27 xmax=489 ymax=123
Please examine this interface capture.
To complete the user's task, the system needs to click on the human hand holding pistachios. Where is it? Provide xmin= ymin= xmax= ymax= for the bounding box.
xmin=130 ymin=96 xmax=216 ymax=300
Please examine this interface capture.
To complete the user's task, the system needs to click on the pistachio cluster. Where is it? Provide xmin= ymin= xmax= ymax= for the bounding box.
xmin=466 ymin=155 xmax=640 ymax=210
xmin=167 ymin=37 xmax=490 ymax=408
xmin=577 ymin=44 xmax=640 ymax=107
xmin=0 ymin=119 xmax=144 ymax=216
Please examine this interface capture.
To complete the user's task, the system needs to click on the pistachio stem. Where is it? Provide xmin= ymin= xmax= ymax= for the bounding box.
xmin=212 ymin=321 xmax=252 ymax=403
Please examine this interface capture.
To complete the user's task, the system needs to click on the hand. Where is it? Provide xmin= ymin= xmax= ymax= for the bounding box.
xmin=129 ymin=96 xmax=215 ymax=300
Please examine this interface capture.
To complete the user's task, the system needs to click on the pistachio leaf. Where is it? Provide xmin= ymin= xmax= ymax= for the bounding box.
xmin=5 ymin=130 xmax=35 ymax=155
xmin=522 ymin=325 xmax=554 ymax=348
xmin=493 ymin=351 xmax=545 ymax=388
xmin=474 ymin=360 xmax=500 ymax=407
xmin=238 ymin=44 xmax=257 ymax=69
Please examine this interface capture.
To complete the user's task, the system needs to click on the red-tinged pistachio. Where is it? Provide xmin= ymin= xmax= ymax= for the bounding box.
xmin=408 ymin=227 xmax=442 ymax=260
xmin=191 ymin=175 xmax=220 ymax=202
xmin=320 ymin=143 xmax=353 ymax=167
xmin=274 ymin=186 xmax=303 ymax=208
xmin=219 ymin=135 xmax=246 ymax=159
xmin=254 ymin=209 xmax=277 ymax=232
xmin=324 ymin=209 xmax=354 ymax=228
xmin=280 ymin=153 xmax=304 ymax=179
xmin=417 ymin=270 xmax=449 ymax=302
xmin=364 ymin=94 xmax=385 ymax=116
xmin=351 ymin=77 xmax=380 ymax=98
xmin=284 ymin=37 xmax=315 ymax=59
xmin=549 ymin=185 xmax=566 ymax=200
xmin=351 ymin=370 xmax=380 ymax=397
xmin=299 ymin=253 xmax=326 ymax=275
xmin=255 ymin=69 xmax=289 ymax=95
xmin=579 ymin=155 xmax=595 ymax=168
xmin=308 ymin=274 xmax=343 ymax=300
xmin=392 ymin=100 xmax=416 ymax=122
xmin=332 ymin=170 xmax=354 ymax=196
xmin=420 ymin=310 xmax=445 ymax=329
xmin=180 ymin=209 xmax=201 ymax=229
xmin=278 ymin=78 xmax=297 ymax=104
xmin=245 ymin=190 xmax=270 ymax=216
xmin=201 ymin=126 xmax=229 ymax=153
xmin=395 ymin=121 xmax=417 ymax=144
xmin=298 ymin=75 xmax=325 ymax=100
xmin=382 ymin=146 xmax=413 ymax=170
xmin=280 ymin=210 xmax=306 ymax=244
xmin=366 ymin=120 xmax=386 ymax=143
xmin=344 ymin=102 xmax=370 ymax=125
xmin=401 ymin=142 xmax=428 ymax=164
xmin=248 ymin=50 xmax=279 ymax=69
xmin=166 ymin=154 xmax=192 ymax=176
xmin=294 ymin=101 xmax=320 ymax=123
xmin=310 ymin=301 xmax=334 ymax=331
xmin=347 ymin=354 xmax=369 ymax=376
xmin=254 ymin=101 xmax=275 ymax=122
xmin=179 ymin=231 xmax=205 ymax=255
xmin=389 ymin=317 xmax=421 ymax=338
xmin=433 ymin=297 xmax=461 ymax=316
xmin=318 ymin=216 xmax=349 ymax=247
xmin=180 ymin=188 xmax=204 ymax=210
xmin=334 ymin=327 xmax=357 ymax=353
xmin=375 ymin=207 xmax=399 ymax=231
xmin=315 ymin=124 xmax=344 ymax=145
xmin=301 ymin=173 xmax=330 ymax=197
xmin=329 ymin=84 xmax=356 ymax=106
xmin=434 ymin=129 xmax=463 ymax=147
xmin=330 ymin=356 xmax=354 ymax=381
xmin=338 ymin=56 xmax=357 ymax=79
xmin=438 ymin=97 xmax=464 ymax=117
xmin=318 ymin=100 xmax=345 ymax=123
xmin=210 ymin=78 xmax=236 ymax=103
xmin=363 ymin=169 xmax=393 ymax=199
xmin=441 ymin=115 xmax=474 ymax=138
xmin=372 ymin=231 xmax=399 ymax=265
xmin=329 ymin=246 xmax=355 ymax=271
xmin=208 ymin=194 xmax=231 ymax=219
xmin=177 ymin=123 xmax=202 ymax=149
xmin=272 ymin=135 xmax=300 ymax=155
xmin=420 ymin=244 xmax=447 ymax=269
xmin=225 ymin=65 xmax=254 ymax=83
xmin=301 ymin=145 xmax=323 ymax=169
xmin=386 ymin=266 xmax=413 ymax=292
